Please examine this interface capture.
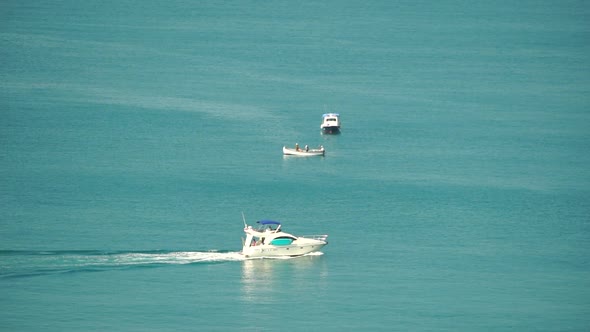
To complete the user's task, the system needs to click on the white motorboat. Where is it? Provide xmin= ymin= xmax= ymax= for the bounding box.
xmin=320 ymin=113 xmax=341 ymax=134
xmin=283 ymin=144 xmax=325 ymax=156
xmin=242 ymin=220 xmax=328 ymax=258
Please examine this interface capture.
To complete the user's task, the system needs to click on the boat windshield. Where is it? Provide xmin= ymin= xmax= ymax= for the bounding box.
xmin=256 ymin=220 xmax=281 ymax=232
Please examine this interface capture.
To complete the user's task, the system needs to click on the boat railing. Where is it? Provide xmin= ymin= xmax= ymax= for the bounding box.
xmin=299 ymin=234 xmax=328 ymax=242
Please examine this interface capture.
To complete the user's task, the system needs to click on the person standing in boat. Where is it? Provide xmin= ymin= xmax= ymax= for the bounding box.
xmin=305 ymin=145 xmax=309 ymax=152
xmin=295 ymin=143 xmax=300 ymax=151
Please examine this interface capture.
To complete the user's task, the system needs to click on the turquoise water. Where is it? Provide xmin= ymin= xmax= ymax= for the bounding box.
xmin=2 ymin=1 xmax=590 ymax=330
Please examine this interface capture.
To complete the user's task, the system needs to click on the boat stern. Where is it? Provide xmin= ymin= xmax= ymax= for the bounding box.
xmin=320 ymin=113 xmax=340 ymax=133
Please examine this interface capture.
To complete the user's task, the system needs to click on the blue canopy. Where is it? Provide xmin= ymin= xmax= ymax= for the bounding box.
xmin=322 ymin=113 xmax=339 ymax=117
xmin=257 ymin=220 xmax=281 ymax=225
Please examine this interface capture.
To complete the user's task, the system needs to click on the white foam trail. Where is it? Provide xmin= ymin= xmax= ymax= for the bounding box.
xmin=1 ymin=250 xmax=326 ymax=278
xmin=109 ymin=251 xmax=246 ymax=265
xmin=0 ymin=251 xmax=247 ymax=278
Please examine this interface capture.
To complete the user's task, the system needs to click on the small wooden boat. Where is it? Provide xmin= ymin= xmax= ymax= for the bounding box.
xmin=283 ymin=144 xmax=325 ymax=156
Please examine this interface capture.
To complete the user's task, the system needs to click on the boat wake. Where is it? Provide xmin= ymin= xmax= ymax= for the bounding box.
xmin=0 ymin=250 xmax=326 ymax=279
xmin=0 ymin=250 xmax=245 ymax=279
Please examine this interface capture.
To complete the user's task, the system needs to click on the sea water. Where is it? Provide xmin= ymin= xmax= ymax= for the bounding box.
xmin=1 ymin=1 xmax=589 ymax=331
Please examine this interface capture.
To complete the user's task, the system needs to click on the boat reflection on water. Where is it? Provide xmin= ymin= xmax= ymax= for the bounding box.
xmin=240 ymin=254 xmax=327 ymax=304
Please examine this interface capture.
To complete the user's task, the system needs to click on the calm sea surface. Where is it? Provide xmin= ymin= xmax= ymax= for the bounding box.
xmin=1 ymin=1 xmax=589 ymax=331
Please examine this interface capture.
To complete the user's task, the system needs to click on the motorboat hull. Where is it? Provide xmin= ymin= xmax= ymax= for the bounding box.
xmin=242 ymin=242 xmax=327 ymax=258
xmin=321 ymin=126 xmax=340 ymax=134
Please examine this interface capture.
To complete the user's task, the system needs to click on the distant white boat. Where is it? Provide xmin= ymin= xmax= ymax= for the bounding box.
xmin=320 ymin=113 xmax=341 ymax=134
xmin=242 ymin=219 xmax=328 ymax=258
xmin=283 ymin=144 xmax=325 ymax=156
